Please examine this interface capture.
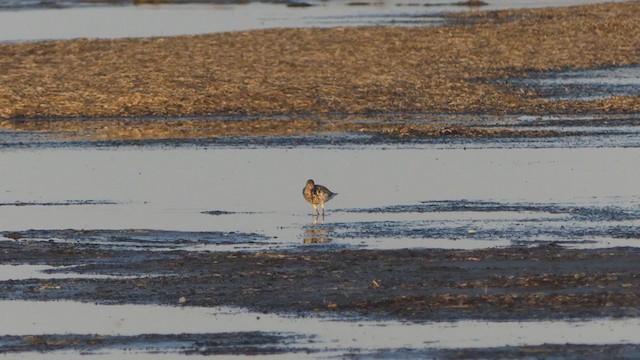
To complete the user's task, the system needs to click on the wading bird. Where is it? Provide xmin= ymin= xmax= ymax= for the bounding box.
xmin=303 ymin=179 xmax=337 ymax=216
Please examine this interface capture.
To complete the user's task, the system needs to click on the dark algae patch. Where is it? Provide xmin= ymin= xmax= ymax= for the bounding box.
xmin=2 ymin=229 xmax=270 ymax=250
xmin=325 ymin=200 xmax=640 ymax=246
xmin=349 ymin=344 xmax=640 ymax=359
xmin=0 ymin=200 xmax=117 ymax=207
xmin=2 ymin=114 xmax=640 ymax=147
xmin=1 ymin=237 xmax=639 ymax=321
xmin=342 ymin=199 xmax=640 ymax=220
xmin=0 ymin=332 xmax=310 ymax=355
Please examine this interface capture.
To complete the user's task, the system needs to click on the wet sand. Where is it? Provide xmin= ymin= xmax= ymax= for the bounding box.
xmin=1 ymin=1 xmax=639 ymax=140
xmin=0 ymin=137 xmax=639 ymax=357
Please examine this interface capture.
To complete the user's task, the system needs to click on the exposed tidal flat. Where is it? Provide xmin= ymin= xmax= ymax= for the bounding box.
xmin=0 ymin=1 xmax=639 ymax=141
xmin=1 ymin=1 xmax=640 ymax=358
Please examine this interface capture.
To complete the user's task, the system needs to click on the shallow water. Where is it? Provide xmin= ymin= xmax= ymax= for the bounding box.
xmin=0 ymin=0 xmax=627 ymax=41
xmin=0 ymin=264 xmax=146 ymax=281
xmin=1 ymin=0 xmax=638 ymax=355
xmin=1 ymin=146 xmax=639 ymax=251
xmin=1 ymin=102 xmax=639 ymax=359
xmin=0 ymin=300 xmax=639 ymax=358
xmin=513 ymin=65 xmax=640 ymax=101
xmin=1 ymin=136 xmax=639 ymax=358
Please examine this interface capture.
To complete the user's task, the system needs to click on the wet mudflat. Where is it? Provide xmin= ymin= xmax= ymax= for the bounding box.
xmin=2 ymin=241 xmax=640 ymax=321
xmin=1 ymin=1 xmax=640 ymax=357
xmin=3 ymin=2 xmax=640 ymax=120
xmin=0 ymin=141 xmax=639 ymax=358
xmin=1 ymin=243 xmax=639 ymax=357
xmin=1 ymin=301 xmax=639 ymax=359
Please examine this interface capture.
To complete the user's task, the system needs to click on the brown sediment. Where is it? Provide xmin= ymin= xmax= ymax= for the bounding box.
xmin=0 ymin=1 xmax=639 ymax=139
xmin=0 ymin=333 xmax=300 ymax=355
xmin=1 ymin=238 xmax=639 ymax=321
xmin=0 ymin=117 xmax=564 ymax=140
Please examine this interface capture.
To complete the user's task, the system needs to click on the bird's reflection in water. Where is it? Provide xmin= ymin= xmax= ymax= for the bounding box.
xmin=303 ymin=215 xmax=332 ymax=244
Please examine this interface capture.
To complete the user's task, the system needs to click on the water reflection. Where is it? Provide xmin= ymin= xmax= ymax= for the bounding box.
xmin=301 ymin=212 xmax=333 ymax=243
xmin=303 ymin=223 xmax=332 ymax=243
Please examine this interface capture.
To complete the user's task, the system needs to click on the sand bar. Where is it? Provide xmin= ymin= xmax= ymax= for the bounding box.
xmin=0 ymin=1 xmax=639 ymax=139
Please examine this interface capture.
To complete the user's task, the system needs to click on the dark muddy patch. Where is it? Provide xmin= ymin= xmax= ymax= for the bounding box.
xmin=511 ymin=65 xmax=640 ymax=101
xmin=323 ymin=220 xmax=605 ymax=245
xmin=0 ymin=0 xmax=322 ymax=10
xmin=444 ymin=344 xmax=640 ymax=360
xmin=511 ymin=114 xmax=640 ymax=128
xmin=0 ymin=200 xmax=118 ymax=207
xmin=350 ymin=344 xmax=640 ymax=360
xmin=202 ymin=210 xmax=236 ymax=216
xmin=3 ymin=114 xmax=640 ymax=149
xmin=1 ymin=229 xmax=271 ymax=250
xmin=341 ymin=199 xmax=640 ymax=222
xmin=0 ymin=132 xmax=376 ymax=150
xmin=1 ymin=238 xmax=639 ymax=321
xmin=0 ymin=332 xmax=310 ymax=355
xmin=201 ymin=210 xmax=261 ymax=216
xmin=328 ymin=200 xmax=640 ymax=247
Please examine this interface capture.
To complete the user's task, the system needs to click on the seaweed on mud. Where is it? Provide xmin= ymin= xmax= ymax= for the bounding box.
xmin=0 ymin=200 xmax=118 ymax=207
xmin=3 ymin=113 xmax=640 ymax=149
xmin=202 ymin=210 xmax=236 ymax=216
xmin=341 ymin=200 xmax=640 ymax=222
xmin=1 ymin=229 xmax=270 ymax=249
xmin=349 ymin=344 xmax=640 ymax=359
xmin=201 ymin=210 xmax=263 ymax=216
xmin=329 ymin=200 xmax=640 ymax=246
xmin=443 ymin=344 xmax=640 ymax=360
xmin=2 ymin=246 xmax=640 ymax=322
xmin=2 ymin=2 xmax=640 ymax=119
xmin=324 ymin=220 xmax=608 ymax=244
xmin=0 ymin=332 xmax=311 ymax=355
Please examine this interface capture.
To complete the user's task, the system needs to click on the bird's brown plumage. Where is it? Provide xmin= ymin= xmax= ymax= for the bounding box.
xmin=303 ymin=179 xmax=337 ymax=215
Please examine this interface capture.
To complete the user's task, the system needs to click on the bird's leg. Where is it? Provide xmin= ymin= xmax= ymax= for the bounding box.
xmin=321 ymin=202 xmax=325 ymax=216
xmin=313 ymin=204 xmax=319 ymax=216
